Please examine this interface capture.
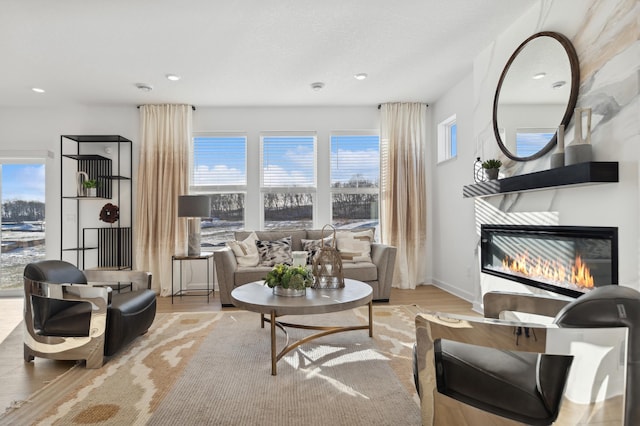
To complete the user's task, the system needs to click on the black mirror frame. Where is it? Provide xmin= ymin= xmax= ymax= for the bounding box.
xmin=492 ymin=31 xmax=580 ymax=162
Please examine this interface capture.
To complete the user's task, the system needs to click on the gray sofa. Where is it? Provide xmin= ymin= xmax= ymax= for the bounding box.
xmin=214 ymin=229 xmax=397 ymax=307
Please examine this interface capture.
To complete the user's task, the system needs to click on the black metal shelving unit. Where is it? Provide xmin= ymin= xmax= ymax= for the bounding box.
xmin=60 ymin=135 xmax=133 ymax=270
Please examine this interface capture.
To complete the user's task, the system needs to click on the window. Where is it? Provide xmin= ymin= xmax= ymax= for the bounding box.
xmin=261 ymin=133 xmax=316 ymax=230
xmin=191 ymin=134 xmax=247 ymax=247
xmin=437 ymin=114 xmax=457 ymax=163
xmin=516 ymin=128 xmax=555 ymax=157
xmin=1 ymin=162 xmax=46 ymax=296
xmin=330 ymin=133 xmax=380 ymax=232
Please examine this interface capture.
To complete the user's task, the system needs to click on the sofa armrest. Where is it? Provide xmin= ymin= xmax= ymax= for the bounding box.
xmin=214 ymin=248 xmax=238 ymax=307
xmin=371 ymin=243 xmax=397 ymax=301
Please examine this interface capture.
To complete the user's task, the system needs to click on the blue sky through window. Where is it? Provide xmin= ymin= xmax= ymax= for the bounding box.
xmin=450 ymin=124 xmax=457 ymax=158
xmin=262 ymin=136 xmax=315 ymax=187
xmin=331 ymin=135 xmax=379 ymax=187
xmin=193 ymin=136 xmax=246 ymax=186
xmin=2 ymin=164 xmax=46 ymax=202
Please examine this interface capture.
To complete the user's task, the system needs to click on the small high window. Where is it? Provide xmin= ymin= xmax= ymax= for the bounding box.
xmin=437 ymin=114 xmax=457 ymax=163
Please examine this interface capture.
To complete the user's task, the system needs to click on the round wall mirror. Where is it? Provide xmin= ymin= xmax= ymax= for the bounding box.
xmin=493 ymin=31 xmax=580 ymax=161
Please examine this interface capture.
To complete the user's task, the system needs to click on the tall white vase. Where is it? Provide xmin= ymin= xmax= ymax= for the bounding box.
xmin=76 ymin=171 xmax=89 ymax=197
xmin=565 ymin=108 xmax=593 ymax=165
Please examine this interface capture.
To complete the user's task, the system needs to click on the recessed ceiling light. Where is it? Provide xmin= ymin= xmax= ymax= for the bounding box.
xmin=166 ymin=74 xmax=181 ymax=81
xmin=31 ymin=87 xmax=45 ymax=93
xmin=552 ymin=80 xmax=566 ymax=89
xmin=354 ymin=73 xmax=368 ymax=80
xmin=135 ymin=83 xmax=153 ymax=92
xmin=310 ymin=82 xmax=325 ymax=91
xmin=532 ymin=72 xmax=547 ymax=80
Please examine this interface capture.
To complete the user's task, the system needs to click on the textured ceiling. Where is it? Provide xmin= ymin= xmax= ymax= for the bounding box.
xmin=0 ymin=0 xmax=534 ymax=108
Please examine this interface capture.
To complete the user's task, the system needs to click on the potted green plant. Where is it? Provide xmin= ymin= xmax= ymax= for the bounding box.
xmin=264 ymin=264 xmax=314 ymax=296
xmin=83 ymin=179 xmax=99 ymax=197
xmin=482 ymin=159 xmax=502 ymax=180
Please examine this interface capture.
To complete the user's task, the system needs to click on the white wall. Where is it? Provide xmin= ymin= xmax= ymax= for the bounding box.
xmin=430 ymin=74 xmax=478 ymax=301
xmin=430 ymin=0 xmax=640 ymax=309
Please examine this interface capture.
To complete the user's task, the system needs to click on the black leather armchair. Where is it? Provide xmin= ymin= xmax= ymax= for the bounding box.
xmin=414 ymin=285 xmax=640 ymax=425
xmin=23 ymin=260 xmax=157 ymax=368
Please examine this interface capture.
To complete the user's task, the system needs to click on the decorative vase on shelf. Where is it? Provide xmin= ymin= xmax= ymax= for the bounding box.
xmin=550 ymin=124 xmax=565 ymax=168
xmin=76 ymin=171 xmax=88 ymax=197
xmin=565 ymin=108 xmax=593 ymax=165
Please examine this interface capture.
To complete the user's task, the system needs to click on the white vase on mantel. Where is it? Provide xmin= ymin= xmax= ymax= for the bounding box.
xmin=565 ymin=108 xmax=593 ymax=165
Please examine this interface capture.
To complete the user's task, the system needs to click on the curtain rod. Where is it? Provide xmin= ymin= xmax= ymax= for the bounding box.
xmin=137 ymin=105 xmax=196 ymax=111
xmin=377 ymin=103 xmax=429 ymax=109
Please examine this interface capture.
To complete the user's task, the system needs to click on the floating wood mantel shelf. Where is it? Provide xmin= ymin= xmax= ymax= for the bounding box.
xmin=463 ymin=161 xmax=619 ymax=198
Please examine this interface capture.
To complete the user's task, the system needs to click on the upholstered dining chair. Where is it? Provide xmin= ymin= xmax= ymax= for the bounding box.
xmin=414 ymin=285 xmax=640 ymax=426
xmin=23 ymin=260 xmax=157 ymax=368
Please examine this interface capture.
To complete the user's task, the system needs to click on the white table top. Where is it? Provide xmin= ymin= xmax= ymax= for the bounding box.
xmin=231 ymin=279 xmax=373 ymax=316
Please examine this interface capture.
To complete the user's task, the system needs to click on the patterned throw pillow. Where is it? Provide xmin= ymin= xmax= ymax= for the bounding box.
xmin=256 ymin=236 xmax=293 ymax=267
xmin=336 ymin=229 xmax=374 ymax=263
xmin=302 ymin=237 xmax=334 ymax=265
xmin=226 ymin=232 xmax=260 ymax=267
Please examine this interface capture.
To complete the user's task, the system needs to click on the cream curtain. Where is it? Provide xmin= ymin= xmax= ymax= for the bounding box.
xmin=135 ymin=104 xmax=192 ymax=296
xmin=380 ymin=103 xmax=428 ymax=289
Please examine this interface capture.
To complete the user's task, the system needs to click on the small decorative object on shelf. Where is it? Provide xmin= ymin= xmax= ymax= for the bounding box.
xmin=83 ymin=179 xmax=99 ymax=197
xmin=566 ymin=107 xmax=593 ymax=165
xmin=264 ymin=264 xmax=313 ymax=297
xmin=76 ymin=171 xmax=89 ymax=197
xmin=473 ymin=157 xmax=485 ymax=183
xmin=550 ymin=125 xmax=565 ymax=168
xmin=482 ymin=159 xmax=502 ymax=181
xmin=99 ymin=203 xmax=119 ymax=224
xmin=312 ymin=224 xmax=344 ymax=289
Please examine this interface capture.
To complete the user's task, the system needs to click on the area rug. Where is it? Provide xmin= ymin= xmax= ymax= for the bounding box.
xmin=1 ymin=305 xmax=422 ymax=425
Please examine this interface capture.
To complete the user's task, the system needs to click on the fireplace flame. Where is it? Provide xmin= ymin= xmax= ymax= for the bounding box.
xmin=502 ymin=252 xmax=594 ymax=289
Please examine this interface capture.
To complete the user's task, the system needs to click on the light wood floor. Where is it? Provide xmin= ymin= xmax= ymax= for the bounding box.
xmin=0 ymin=285 xmax=475 ymax=415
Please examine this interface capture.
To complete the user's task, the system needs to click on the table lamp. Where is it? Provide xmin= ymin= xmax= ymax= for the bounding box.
xmin=178 ymin=195 xmax=210 ymax=256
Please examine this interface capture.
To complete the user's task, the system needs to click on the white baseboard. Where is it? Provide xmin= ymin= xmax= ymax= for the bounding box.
xmin=429 ymin=279 xmax=475 ymax=303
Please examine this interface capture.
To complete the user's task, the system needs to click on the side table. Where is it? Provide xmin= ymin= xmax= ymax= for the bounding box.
xmin=171 ymin=252 xmax=214 ymax=303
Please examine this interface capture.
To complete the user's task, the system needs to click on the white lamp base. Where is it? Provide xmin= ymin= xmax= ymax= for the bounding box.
xmin=187 ymin=218 xmax=201 ymax=257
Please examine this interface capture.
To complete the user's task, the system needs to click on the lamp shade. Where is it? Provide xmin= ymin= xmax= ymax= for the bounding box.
xmin=178 ymin=195 xmax=210 ymax=218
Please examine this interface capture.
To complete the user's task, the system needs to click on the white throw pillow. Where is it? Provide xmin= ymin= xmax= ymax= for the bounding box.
xmin=336 ymin=229 xmax=374 ymax=263
xmin=226 ymin=232 xmax=260 ymax=267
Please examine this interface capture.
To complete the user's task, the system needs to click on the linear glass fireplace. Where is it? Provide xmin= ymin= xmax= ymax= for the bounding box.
xmin=481 ymin=225 xmax=618 ymax=298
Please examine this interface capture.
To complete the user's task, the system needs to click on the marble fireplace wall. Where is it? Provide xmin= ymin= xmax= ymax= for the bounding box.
xmin=470 ymin=0 xmax=639 ymax=308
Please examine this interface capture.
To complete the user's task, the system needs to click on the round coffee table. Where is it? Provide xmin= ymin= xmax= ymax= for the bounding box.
xmin=231 ymin=279 xmax=373 ymax=375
